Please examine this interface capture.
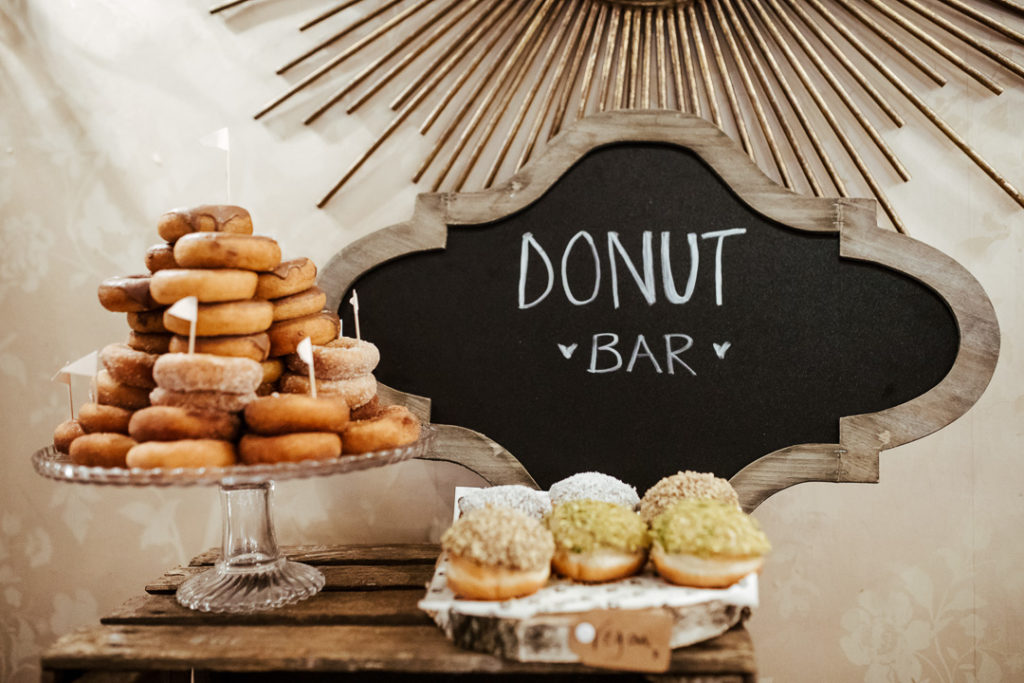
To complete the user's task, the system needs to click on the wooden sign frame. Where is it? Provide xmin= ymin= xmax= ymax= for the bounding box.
xmin=319 ymin=110 xmax=999 ymax=511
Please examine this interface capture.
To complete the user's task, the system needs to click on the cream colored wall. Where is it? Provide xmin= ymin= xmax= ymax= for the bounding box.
xmin=1 ymin=2 xmax=1021 ymax=682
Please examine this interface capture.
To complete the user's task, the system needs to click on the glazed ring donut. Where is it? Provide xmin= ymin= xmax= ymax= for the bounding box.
xmin=129 ymin=406 xmax=241 ymax=442
xmin=280 ymin=372 xmax=376 ymax=408
xmin=150 ymin=268 xmax=258 ymax=304
xmin=267 ymin=311 xmax=340 ymax=357
xmin=173 ymin=233 xmax=281 ymax=272
xmin=126 ymin=439 xmax=237 ymax=469
xmin=343 ymin=405 xmax=420 ymax=454
xmin=95 ymin=370 xmax=151 ymax=410
xmin=145 ymin=243 xmax=178 ymax=272
xmin=255 ymin=257 xmax=317 ymax=299
xmin=70 ymin=432 xmax=137 ymax=467
xmin=127 ymin=331 xmax=172 ymax=355
xmin=152 ymin=353 xmax=263 ymax=394
xmin=53 ymin=419 xmax=85 ymax=454
xmin=271 ymin=286 xmax=327 ymax=322
xmin=98 ymin=275 xmax=159 ymax=312
xmin=239 ymin=432 xmax=342 ymax=464
xmin=157 ymin=205 xmax=253 ymax=243
xmin=285 ymin=337 xmax=380 ymax=381
xmin=127 ymin=308 xmax=170 ymax=334
xmin=149 ymin=387 xmax=256 ymax=413
xmin=169 ymin=332 xmax=270 ymax=362
xmin=164 ymin=299 xmax=273 ymax=337
xmin=100 ymin=343 xmax=158 ymax=389
xmin=78 ymin=403 xmax=133 ymax=434
xmin=244 ymin=394 xmax=349 ymax=435
xmin=261 ymin=359 xmax=284 ymax=385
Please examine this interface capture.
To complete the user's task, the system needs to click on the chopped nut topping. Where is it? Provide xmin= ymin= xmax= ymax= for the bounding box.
xmin=639 ymin=470 xmax=739 ymax=522
xmin=441 ymin=506 xmax=554 ymax=571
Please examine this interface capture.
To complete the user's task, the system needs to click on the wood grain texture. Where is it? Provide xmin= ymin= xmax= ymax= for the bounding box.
xmin=146 ymin=564 xmax=435 ymax=594
xmin=317 ymin=110 xmax=998 ymax=510
xmin=188 ymin=543 xmax=439 ymax=566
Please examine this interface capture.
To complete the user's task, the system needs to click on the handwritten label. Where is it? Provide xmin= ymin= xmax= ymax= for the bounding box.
xmin=567 ymin=608 xmax=673 ymax=673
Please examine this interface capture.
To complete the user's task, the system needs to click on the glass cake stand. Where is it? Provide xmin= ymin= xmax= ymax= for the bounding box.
xmin=32 ymin=424 xmax=435 ymax=613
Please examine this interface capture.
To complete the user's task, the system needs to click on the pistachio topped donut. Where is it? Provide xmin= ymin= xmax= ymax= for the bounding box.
xmin=649 ymin=498 xmax=770 ymax=588
xmin=441 ymin=506 xmax=554 ymax=600
xmin=545 ymin=499 xmax=650 ymax=582
xmin=638 ymin=470 xmax=739 ymax=523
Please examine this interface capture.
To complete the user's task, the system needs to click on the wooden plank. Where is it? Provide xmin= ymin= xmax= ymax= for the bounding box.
xmin=188 ymin=544 xmax=439 ymax=567
xmin=43 ymin=624 xmax=756 ymax=676
xmin=102 ymin=590 xmax=431 ymax=626
xmin=146 ymin=564 xmax=435 ymax=594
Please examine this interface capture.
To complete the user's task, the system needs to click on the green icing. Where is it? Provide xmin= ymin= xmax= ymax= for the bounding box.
xmin=545 ymin=499 xmax=650 ymax=554
xmin=649 ymin=499 xmax=771 ymax=558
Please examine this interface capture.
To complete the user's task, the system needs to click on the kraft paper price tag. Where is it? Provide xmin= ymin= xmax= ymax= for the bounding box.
xmin=567 ymin=608 xmax=673 ymax=672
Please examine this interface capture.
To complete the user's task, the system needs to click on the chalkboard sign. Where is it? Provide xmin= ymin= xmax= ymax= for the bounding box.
xmin=320 ymin=112 xmax=999 ymax=509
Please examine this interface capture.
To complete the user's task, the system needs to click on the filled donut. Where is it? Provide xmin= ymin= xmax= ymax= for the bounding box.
xmin=549 ymin=472 xmax=639 ymax=509
xmin=638 ymin=470 xmax=740 ymax=523
xmin=545 ymin=499 xmax=650 ymax=583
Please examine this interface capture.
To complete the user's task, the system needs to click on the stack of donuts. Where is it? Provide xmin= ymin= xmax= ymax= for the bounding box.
xmin=52 ymin=203 xmax=421 ymax=469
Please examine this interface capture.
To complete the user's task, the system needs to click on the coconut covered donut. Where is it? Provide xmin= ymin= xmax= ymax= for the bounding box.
xmin=150 ymin=268 xmax=259 ymax=304
xmin=342 ymin=405 xmax=420 ymax=454
xmin=546 ymin=499 xmax=650 ymax=583
xmin=126 ymin=439 xmax=237 ymax=469
xmin=163 ymin=299 xmax=274 ymax=337
xmin=173 ymin=233 xmax=281 ymax=272
xmin=255 ymin=257 xmax=317 ymax=299
xmin=95 ymin=370 xmax=151 ymax=411
xmin=97 ymin=275 xmax=159 ymax=313
xmin=168 ymin=332 xmax=270 ymax=362
xmin=129 ymin=406 xmax=241 ymax=442
xmin=70 ymin=432 xmax=137 ymax=468
xmin=639 ymin=470 xmax=740 ymax=523
xmin=157 ymin=205 xmax=253 ymax=243
xmin=100 ymin=343 xmax=158 ymax=389
xmin=239 ymin=432 xmax=342 ymax=464
xmin=149 ymin=387 xmax=256 ymax=413
xmin=549 ymin=472 xmax=640 ymax=509
xmin=244 ymin=394 xmax=349 ymax=435
xmin=152 ymin=353 xmax=263 ymax=394
xmin=457 ymin=485 xmax=552 ymax=520
xmin=78 ymin=403 xmax=133 ymax=434
xmin=648 ymin=498 xmax=770 ymax=588
xmin=441 ymin=506 xmax=554 ymax=600
xmin=285 ymin=337 xmax=380 ymax=381
xmin=266 ymin=310 xmax=340 ymax=357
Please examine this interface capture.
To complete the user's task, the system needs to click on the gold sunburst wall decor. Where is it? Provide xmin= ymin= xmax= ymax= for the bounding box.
xmin=214 ymin=0 xmax=1024 ymax=233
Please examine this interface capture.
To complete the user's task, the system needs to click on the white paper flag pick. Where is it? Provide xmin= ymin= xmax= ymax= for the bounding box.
xmin=349 ymin=290 xmax=361 ymax=341
xmin=52 ymin=351 xmax=98 ymax=420
xmin=200 ymin=127 xmax=231 ymax=202
xmin=297 ymin=336 xmax=316 ymax=399
xmin=167 ymin=296 xmax=199 ymax=354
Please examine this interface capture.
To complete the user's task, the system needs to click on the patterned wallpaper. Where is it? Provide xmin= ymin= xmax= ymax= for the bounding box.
xmin=1 ymin=1 xmax=1022 ymax=681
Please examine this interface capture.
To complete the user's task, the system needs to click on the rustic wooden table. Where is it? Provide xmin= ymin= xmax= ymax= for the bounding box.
xmin=41 ymin=544 xmax=757 ymax=682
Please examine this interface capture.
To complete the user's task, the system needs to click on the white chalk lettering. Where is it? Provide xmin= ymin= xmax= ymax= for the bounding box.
xmin=588 ymin=333 xmax=622 ymax=373
xmin=701 ymin=228 xmax=746 ymax=306
xmin=661 ymin=231 xmax=699 ymax=304
xmin=518 ymin=232 xmax=554 ymax=309
xmin=607 ymin=231 xmax=656 ymax=309
xmin=664 ymin=334 xmax=696 ymax=376
xmin=626 ymin=334 xmax=662 ymax=373
xmin=561 ymin=231 xmax=601 ymax=306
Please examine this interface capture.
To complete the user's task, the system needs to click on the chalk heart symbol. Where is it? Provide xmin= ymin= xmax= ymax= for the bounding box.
xmin=558 ymin=343 xmax=578 ymax=359
xmin=713 ymin=341 xmax=731 ymax=359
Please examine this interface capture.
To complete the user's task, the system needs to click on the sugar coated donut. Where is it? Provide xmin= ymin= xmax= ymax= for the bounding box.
xmin=546 ymin=499 xmax=650 ymax=582
xmin=150 ymin=387 xmax=256 ymax=413
xmin=78 ymin=403 xmax=133 ymax=434
xmin=458 ymin=485 xmax=552 ymax=519
xmin=270 ymin=286 xmax=326 ymax=322
xmin=549 ymin=472 xmax=640 ymax=509
xmin=285 ymin=337 xmax=379 ymax=381
xmin=100 ymin=343 xmax=158 ymax=389
xmin=239 ymin=432 xmax=342 ymax=464
xmin=70 ymin=432 xmax=137 ymax=467
xmin=244 ymin=394 xmax=349 ymax=435
xmin=127 ymin=331 xmax=172 ymax=355
xmin=255 ymin=257 xmax=317 ymax=299
xmin=127 ymin=308 xmax=169 ymax=334
xmin=98 ymin=275 xmax=159 ymax=312
xmin=168 ymin=332 xmax=270 ymax=362
xmin=153 ymin=353 xmax=262 ymax=394
xmin=280 ymin=372 xmax=376 ymax=408
xmin=150 ymin=268 xmax=258 ymax=304
xmin=126 ymin=439 xmax=237 ymax=469
xmin=145 ymin=243 xmax=178 ymax=272
xmin=129 ymin=406 xmax=241 ymax=442
xmin=267 ymin=310 xmax=340 ymax=357
xmin=95 ymin=370 xmax=151 ymax=410
xmin=648 ymin=499 xmax=770 ymax=588
xmin=157 ymin=205 xmax=252 ymax=243
xmin=164 ymin=299 xmax=273 ymax=337
xmin=342 ymin=404 xmax=420 ymax=454
xmin=441 ymin=507 xmax=554 ymax=600
xmin=639 ymin=470 xmax=740 ymax=523
xmin=173 ymin=233 xmax=281 ymax=272
xmin=53 ymin=419 xmax=84 ymax=454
